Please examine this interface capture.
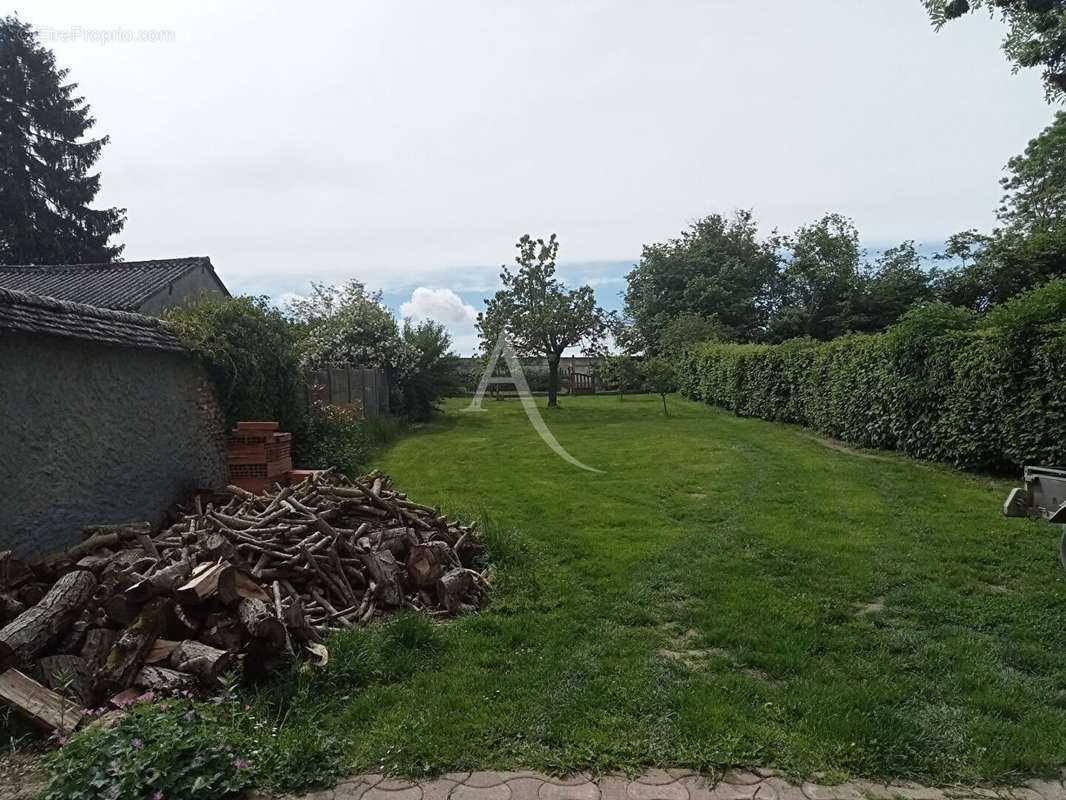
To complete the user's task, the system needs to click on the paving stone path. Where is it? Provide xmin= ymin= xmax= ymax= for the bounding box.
xmin=269 ymin=769 xmax=1066 ymax=800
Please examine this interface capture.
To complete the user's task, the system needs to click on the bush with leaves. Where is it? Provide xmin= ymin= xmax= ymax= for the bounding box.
xmin=165 ymin=294 xmax=309 ymax=439
xmin=598 ymin=354 xmax=642 ymax=399
xmin=400 ymin=320 xmax=462 ymax=420
xmin=677 ymin=279 xmax=1066 ymax=471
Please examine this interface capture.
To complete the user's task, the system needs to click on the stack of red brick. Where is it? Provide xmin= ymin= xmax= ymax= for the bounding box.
xmin=226 ymin=422 xmax=292 ymax=493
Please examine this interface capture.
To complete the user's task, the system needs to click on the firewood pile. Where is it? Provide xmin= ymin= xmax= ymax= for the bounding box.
xmin=0 ymin=469 xmax=489 ymax=733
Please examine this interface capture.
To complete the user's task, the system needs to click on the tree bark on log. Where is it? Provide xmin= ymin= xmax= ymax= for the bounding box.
xmin=80 ymin=628 xmax=117 ymax=673
xmin=169 ymin=640 xmax=233 ymax=685
xmin=237 ymin=598 xmax=286 ymax=650
xmin=436 ymin=568 xmax=477 ymax=615
xmin=125 ymin=559 xmax=194 ymax=604
xmin=133 ymin=665 xmax=196 ymax=693
xmin=37 ymin=654 xmax=91 ymax=704
xmin=359 ymin=550 xmax=404 ymax=606
xmin=199 ymin=613 xmax=248 ymax=652
xmin=96 ymin=599 xmax=167 ymax=695
xmin=0 ymin=570 xmax=97 ymax=671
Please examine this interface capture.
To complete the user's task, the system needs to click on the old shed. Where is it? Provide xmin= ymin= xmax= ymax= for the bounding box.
xmin=0 ymin=288 xmax=227 ymax=556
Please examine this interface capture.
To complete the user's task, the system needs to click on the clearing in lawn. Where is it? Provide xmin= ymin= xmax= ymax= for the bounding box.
xmin=259 ymin=394 xmax=1066 ymax=785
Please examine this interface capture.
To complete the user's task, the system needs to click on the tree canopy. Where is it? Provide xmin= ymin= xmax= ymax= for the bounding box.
xmin=478 ymin=234 xmax=605 ymax=407
xmin=623 ymin=211 xmax=778 ymax=352
xmin=924 ymin=0 xmax=1066 ymax=104
xmin=935 ymin=112 xmax=1066 ymax=309
xmin=0 ymin=16 xmax=125 ymax=264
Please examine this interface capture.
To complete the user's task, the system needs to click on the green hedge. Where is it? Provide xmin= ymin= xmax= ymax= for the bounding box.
xmin=676 ymin=280 xmax=1066 ymax=471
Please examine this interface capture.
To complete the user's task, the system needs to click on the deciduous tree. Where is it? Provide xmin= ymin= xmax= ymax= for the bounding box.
xmin=624 ymin=211 xmax=778 ymax=351
xmin=478 ymin=234 xmax=605 ymax=408
xmin=769 ymin=214 xmax=864 ymax=342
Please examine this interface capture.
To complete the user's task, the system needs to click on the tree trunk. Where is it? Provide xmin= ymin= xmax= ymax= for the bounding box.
xmin=547 ymin=355 xmax=560 ymax=408
xmin=661 ymin=393 xmax=669 ymax=416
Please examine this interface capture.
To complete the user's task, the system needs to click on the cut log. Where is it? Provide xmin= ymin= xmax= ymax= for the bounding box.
xmin=216 ymin=566 xmax=270 ymax=606
xmin=237 ymin=598 xmax=286 ymax=650
xmin=406 ymin=541 xmax=453 ymax=588
xmin=144 ymin=638 xmax=181 ymax=665
xmin=0 ymin=668 xmax=85 ymax=733
xmin=80 ymin=628 xmax=117 ymax=673
xmin=75 ymin=552 xmax=114 ymax=573
xmin=125 ymin=558 xmax=194 ymax=604
xmin=96 ymin=599 xmax=167 ymax=695
xmin=133 ymin=665 xmax=196 ymax=693
xmin=436 ymin=568 xmax=477 ymax=615
xmin=0 ymin=570 xmax=97 ymax=671
xmin=175 ymin=562 xmax=226 ymax=605
xmin=169 ymin=640 xmax=233 ymax=685
xmin=359 ymin=550 xmax=403 ymax=606
xmin=37 ymin=654 xmax=90 ymax=704
xmin=198 ymin=613 xmax=248 ymax=652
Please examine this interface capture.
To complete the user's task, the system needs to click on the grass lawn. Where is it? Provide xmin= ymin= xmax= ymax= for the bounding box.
xmin=255 ymin=394 xmax=1066 ymax=786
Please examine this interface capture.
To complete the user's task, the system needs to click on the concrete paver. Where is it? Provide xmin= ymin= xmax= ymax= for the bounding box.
xmin=269 ymin=769 xmax=1066 ymax=800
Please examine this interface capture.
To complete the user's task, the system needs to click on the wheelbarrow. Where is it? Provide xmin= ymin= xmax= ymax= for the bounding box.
xmin=1004 ymin=465 xmax=1066 ymax=572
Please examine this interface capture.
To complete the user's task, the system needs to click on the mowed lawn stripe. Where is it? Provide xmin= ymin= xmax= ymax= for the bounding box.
xmin=264 ymin=394 xmax=1066 ymax=784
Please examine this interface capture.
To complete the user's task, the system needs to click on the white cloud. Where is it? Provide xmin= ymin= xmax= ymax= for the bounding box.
xmin=400 ymin=287 xmax=478 ymax=326
xmin=272 ymin=291 xmax=306 ymax=311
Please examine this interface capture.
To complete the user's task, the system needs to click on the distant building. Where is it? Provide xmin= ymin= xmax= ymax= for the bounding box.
xmin=0 ymin=256 xmax=229 ymax=316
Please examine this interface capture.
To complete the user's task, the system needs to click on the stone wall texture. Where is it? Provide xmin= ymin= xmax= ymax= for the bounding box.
xmin=0 ymin=333 xmax=228 ymax=556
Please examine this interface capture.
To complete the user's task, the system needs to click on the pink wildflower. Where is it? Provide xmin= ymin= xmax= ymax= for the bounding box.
xmin=185 ymin=710 xmax=195 ymax=719
xmin=224 ymin=744 xmax=233 ymax=752
xmin=233 ymin=758 xmax=250 ymax=768
xmin=153 ymin=792 xmax=164 ymax=800
xmin=57 ymin=736 xmax=67 ymax=745
xmin=131 ymin=738 xmax=142 ymax=747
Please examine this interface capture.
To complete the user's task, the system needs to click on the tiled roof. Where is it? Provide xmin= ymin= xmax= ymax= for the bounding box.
xmin=0 ymin=287 xmax=185 ymax=352
xmin=0 ymin=257 xmax=219 ymax=311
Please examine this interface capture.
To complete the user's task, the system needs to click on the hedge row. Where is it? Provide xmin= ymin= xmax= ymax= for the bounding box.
xmin=675 ymin=280 xmax=1066 ymax=472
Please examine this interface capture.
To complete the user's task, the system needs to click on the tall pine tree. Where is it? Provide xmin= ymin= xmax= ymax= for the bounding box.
xmin=0 ymin=16 xmax=125 ymax=264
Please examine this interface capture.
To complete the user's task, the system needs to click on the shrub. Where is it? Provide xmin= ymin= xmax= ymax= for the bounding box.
xmin=677 ymin=279 xmax=1066 ymax=471
xmin=300 ymin=403 xmax=402 ymax=477
xmin=166 ymin=295 xmax=308 ymax=440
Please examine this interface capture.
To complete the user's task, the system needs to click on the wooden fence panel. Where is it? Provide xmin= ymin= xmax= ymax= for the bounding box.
xmin=306 ymin=365 xmax=388 ymax=418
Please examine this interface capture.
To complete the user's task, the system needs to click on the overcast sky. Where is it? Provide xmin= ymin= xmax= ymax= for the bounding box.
xmin=13 ymin=1 xmax=1058 ymax=353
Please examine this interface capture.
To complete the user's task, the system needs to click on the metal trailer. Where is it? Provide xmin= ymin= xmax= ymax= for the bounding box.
xmin=1004 ymin=465 xmax=1066 ymax=572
